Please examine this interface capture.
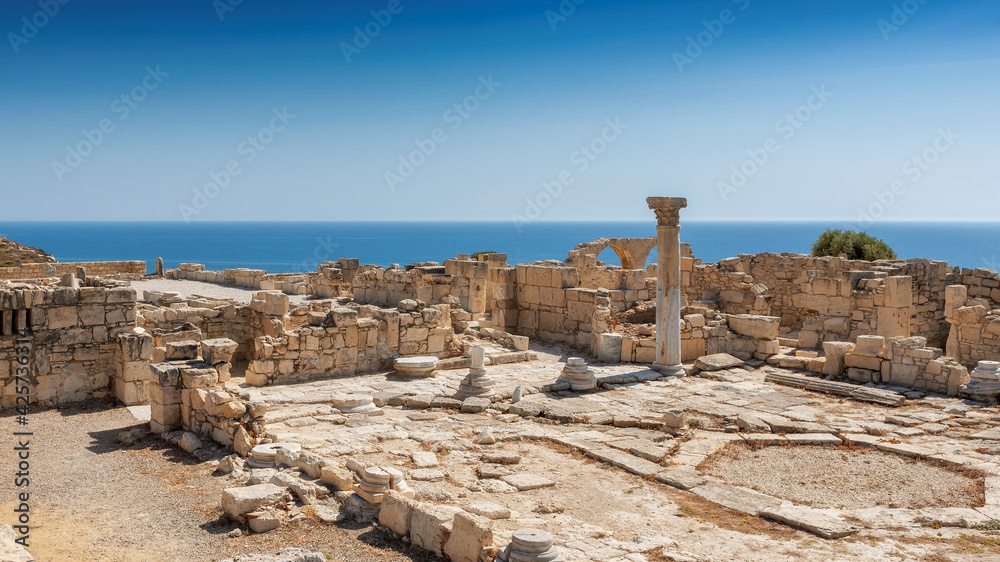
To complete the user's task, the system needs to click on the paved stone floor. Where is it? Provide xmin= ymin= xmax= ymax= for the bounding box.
xmin=230 ymin=342 xmax=1000 ymax=560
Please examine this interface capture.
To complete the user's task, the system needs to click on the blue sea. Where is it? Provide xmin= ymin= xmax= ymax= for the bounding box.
xmin=1 ymin=222 xmax=998 ymax=274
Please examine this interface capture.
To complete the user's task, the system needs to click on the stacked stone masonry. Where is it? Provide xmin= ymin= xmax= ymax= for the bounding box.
xmin=0 ymin=260 xmax=146 ymax=280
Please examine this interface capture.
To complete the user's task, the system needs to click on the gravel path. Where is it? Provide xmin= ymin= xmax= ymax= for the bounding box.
xmin=700 ymin=443 xmax=985 ymax=510
xmin=130 ymin=279 xmax=310 ymax=305
xmin=0 ymin=402 xmax=434 ymax=562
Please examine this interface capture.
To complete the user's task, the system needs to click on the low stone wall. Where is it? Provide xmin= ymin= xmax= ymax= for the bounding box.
xmin=352 ymin=259 xmax=489 ymax=314
xmin=0 ymin=284 xmax=136 ymax=406
xmin=828 ymin=335 xmax=970 ymax=396
xmin=0 ymin=260 xmax=146 ymax=280
xmin=167 ymin=264 xmax=316 ymax=296
xmin=615 ymin=312 xmax=776 ymax=364
xmin=945 ymin=284 xmax=1000 ymax=367
xmin=245 ymin=303 xmax=457 ymax=386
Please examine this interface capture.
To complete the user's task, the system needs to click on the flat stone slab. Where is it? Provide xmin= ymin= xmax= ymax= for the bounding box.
xmin=501 ymin=474 xmax=556 ymax=491
xmin=409 ymin=469 xmax=445 ymax=482
xmin=760 ymin=505 xmax=858 ymax=539
xmin=411 ymin=451 xmax=439 ymax=468
xmin=655 ymin=468 xmax=708 ymax=491
xmin=695 ymin=353 xmax=744 ymax=372
xmin=785 ymin=433 xmax=843 ymax=446
xmin=481 ymin=452 xmax=521 ymax=465
xmin=465 ymin=501 xmax=511 ymax=519
xmin=970 ymin=429 xmax=1000 ymax=441
xmin=689 ymin=482 xmax=781 ymax=516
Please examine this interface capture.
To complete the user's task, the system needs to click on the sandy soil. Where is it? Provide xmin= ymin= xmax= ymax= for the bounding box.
xmin=700 ymin=443 xmax=985 ymax=510
xmin=0 ymin=401 xmax=435 ymax=562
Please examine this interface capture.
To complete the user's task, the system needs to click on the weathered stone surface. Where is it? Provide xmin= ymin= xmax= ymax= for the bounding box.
xmin=222 ymin=484 xmax=286 ymax=518
xmin=201 ymin=338 xmax=239 ymax=365
xmin=165 ymin=340 xmax=199 ymax=361
xmin=409 ymin=503 xmax=462 ymax=555
xmin=443 ymin=511 xmax=493 ymax=562
xmin=761 ymin=505 xmax=858 ymax=539
xmin=729 ymin=315 xmax=780 ymax=340
xmin=379 ymin=490 xmax=418 ymax=536
xmin=0 ymin=524 xmax=32 ymax=562
xmin=501 ymin=474 xmax=556 ymax=491
xmin=689 ymin=482 xmax=780 ymax=515
xmin=694 ymin=353 xmax=744 ymax=371
xmin=465 ymin=501 xmax=511 ymax=519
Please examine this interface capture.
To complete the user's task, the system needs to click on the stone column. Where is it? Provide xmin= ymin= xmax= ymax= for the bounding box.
xmin=647 ymin=197 xmax=687 ymax=376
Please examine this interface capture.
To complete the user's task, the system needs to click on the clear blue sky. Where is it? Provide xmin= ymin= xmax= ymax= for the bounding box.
xmin=1 ymin=0 xmax=997 ymax=222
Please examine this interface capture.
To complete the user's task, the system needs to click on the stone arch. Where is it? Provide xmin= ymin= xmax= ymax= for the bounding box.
xmin=566 ymin=237 xmax=658 ymax=270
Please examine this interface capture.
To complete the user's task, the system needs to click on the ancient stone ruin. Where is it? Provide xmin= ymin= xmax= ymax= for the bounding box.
xmin=4 ymin=196 xmax=1000 ymax=561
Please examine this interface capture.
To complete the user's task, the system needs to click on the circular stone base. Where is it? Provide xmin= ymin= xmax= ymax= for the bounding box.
xmin=394 ymin=356 xmax=440 ymax=378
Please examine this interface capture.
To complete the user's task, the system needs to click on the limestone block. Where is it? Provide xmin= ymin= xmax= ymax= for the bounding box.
xmin=694 ymin=353 xmax=743 ymax=371
xmin=846 ymin=367 xmax=876 ymax=383
xmin=379 ymin=490 xmax=418 ymax=536
xmin=798 ymin=330 xmax=820 ymax=349
xmin=821 ymin=341 xmax=855 ymax=376
xmin=728 ymin=315 xmax=779 ymax=340
xmin=883 ymin=276 xmax=913 ymax=308
xmin=597 ymin=333 xmax=622 ymax=363
xmin=150 ymin=402 xmax=180 ymax=428
xmin=262 ymin=292 xmax=289 ymax=316
xmin=945 ymin=285 xmax=968 ymax=316
xmin=444 ymin=512 xmax=493 ymax=562
xmin=181 ymin=364 xmax=220 ymax=388
xmin=877 ymin=306 xmax=911 ymax=339
xmin=854 ymin=335 xmax=886 ymax=356
xmin=845 ymin=353 xmax=882 ymax=371
xmin=221 ymin=484 xmax=286 ymax=518
xmin=320 ymin=465 xmax=354 ymax=491
xmin=200 ymin=338 xmax=239 ymax=365
xmin=166 ymin=340 xmax=200 ymax=361
xmin=47 ymin=306 xmax=78 ymax=329
xmin=409 ymin=503 xmax=462 ymax=555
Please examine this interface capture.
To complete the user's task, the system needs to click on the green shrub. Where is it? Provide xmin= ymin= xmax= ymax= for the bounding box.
xmin=470 ymin=251 xmax=497 ymax=260
xmin=811 ymin=229 xmax=897 ymax=261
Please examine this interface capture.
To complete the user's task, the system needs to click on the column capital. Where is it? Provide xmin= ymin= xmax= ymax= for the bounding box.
xmin=646 ymin=197 xmax=687 ymax=227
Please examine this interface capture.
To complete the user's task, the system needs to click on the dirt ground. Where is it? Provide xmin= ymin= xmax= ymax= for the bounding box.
xmin=0 ymin=401 xmax=435 ymax=562
xmin=700 ymin=443 xmax=985 ymax=510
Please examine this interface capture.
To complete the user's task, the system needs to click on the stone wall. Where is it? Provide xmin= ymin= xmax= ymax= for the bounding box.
xmin=945 ymin=284 xmax=1000 ymax=367
xmin=829 ymin=335 xmax=970 ymax=396
xmin=0 ymin=260 xmax=146 ymax=280
xmin=245 ymin=302 xmax=457 ymax=386
xmin=685 ymin=253 xmax=955 ymax=347
xmin=351 ymin=260 xmax=489 ymax=314
xmin=167 ymin=264 xmax=315 ymax=295
xmin=138 ymin=294 xmax=260 ymax=363
xmin=0 ymin=284 xmax=137 ymax=406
